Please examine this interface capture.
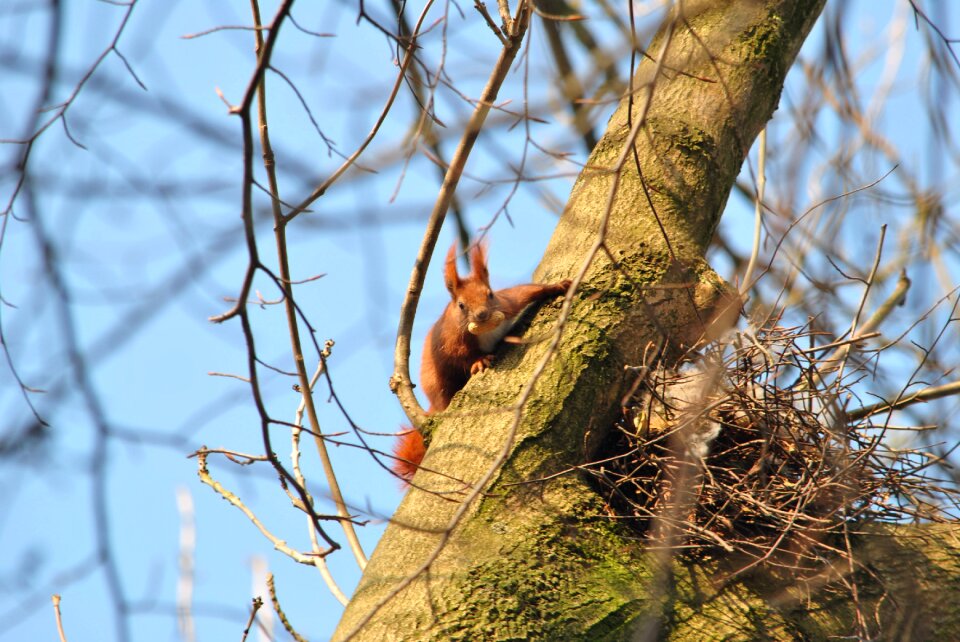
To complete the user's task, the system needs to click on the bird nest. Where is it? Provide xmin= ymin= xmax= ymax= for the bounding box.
xmin=587 ymin=322 xmax=958 ymax=571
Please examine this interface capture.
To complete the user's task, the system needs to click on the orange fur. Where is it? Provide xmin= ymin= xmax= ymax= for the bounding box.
xmin=392 ymin=428 xmax=426 ymax=482
xmin=392 ymin=242 xmax=571 ymax=483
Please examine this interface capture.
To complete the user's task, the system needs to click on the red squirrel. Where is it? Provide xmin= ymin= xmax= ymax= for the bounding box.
xmin=393 ymin=243 xmax=572 ymax=482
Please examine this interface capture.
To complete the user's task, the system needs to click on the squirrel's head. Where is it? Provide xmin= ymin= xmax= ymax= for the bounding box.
xmin=444 ymin=242 xmax=505 ymax=335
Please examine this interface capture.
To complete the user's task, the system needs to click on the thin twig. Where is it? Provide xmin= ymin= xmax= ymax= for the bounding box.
xmin=203 ymin=0 xmax=345 ymax=560
xmin=196 ymin=452 xmax=333 ymax=565
xmin=240 ymin=597 xmax=263 ymax=642
xmin=291 ymin=355 xmax=349 ymax=604
xmin=741 ymin=127 xmax=766 ymax=296
xmin=850 ymin=224 xmax=888 ymax=340
xmin=267 ymin=574 xmax=308 ymax=642
xmin=391 ymin=0 xmax=533 ymax=426
xmin=473 ymin=0 xmax=506 ymax=43
xmin=280 ymin=2 xmax=436 ymax=224
xmin=51 ymin=595 xmax=68 ymax=642
xmin=848 ymin=380 xmax=960 ymax=421
xmin=497 ymin=0 xmax=513 ymax=33
xmin=818 ymin=265 xmax=910 ymax=381
xmin=249 ymin=0 xmax=367 ymax=570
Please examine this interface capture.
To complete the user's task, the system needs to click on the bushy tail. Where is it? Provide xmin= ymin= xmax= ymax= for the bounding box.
xmin=392 ymin=428 xmax=425 ymax=484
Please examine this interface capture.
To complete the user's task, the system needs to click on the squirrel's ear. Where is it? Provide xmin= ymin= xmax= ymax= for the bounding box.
xmin=470 ymin=242 xmax=489 ymax=284
xmin=444 ymin=243 xmax=461 ymax=294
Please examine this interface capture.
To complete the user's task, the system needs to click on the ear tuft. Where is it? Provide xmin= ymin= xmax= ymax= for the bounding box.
xmin=470 ymin=242 xmax=489 ymax=284
xmin=444 ymin=243 xmax=461 ymax=294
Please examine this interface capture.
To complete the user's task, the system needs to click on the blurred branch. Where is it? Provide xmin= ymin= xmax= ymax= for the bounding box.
xmin=909 ymin=0 xmax=960 ymax=69
xmin=391 ymin=0 xmax=472 ymax=254
xmin=741 ymin=127 xmax=766 ymax=296
xmin=0 ymin=556 xmax=98 ymax=638
xmin=541 ymin=13 xmax=597 ymax=152
xmin=175 ymin=487 xmax=196 ymax=642
xmin=1 ymin=0 xmax=143 ymax=210
xmin=819 ymin=266 xmax=911 ymax=380
xmin=281 ymin=1 xmax=435 ymax=223
xmin=25 ymin=154 xmax=132 ymax=641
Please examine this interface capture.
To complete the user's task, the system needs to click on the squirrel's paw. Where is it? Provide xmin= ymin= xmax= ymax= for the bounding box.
xmin=470 ymin=355 xmax=493 ymax=375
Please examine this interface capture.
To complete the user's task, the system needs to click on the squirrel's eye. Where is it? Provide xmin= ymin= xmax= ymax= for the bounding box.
xmin=458 ymin=301 xmax=465 ymax=310
xmin=487 ymin=291 xmax=493 ymax=299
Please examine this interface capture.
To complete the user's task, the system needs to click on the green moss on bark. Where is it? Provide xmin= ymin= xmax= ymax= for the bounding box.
xmin=429 ymin=493 xmax=654 ymax=641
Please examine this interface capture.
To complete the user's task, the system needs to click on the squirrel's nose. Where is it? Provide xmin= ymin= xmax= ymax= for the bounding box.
xmin=475 ymin=310 xmax=489 ymax=322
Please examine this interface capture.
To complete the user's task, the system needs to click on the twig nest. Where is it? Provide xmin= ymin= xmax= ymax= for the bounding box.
xmin=586 ymin=322 xmax=957 ymax=571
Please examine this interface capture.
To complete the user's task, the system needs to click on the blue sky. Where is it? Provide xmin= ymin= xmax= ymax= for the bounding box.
xmin=1 ymin=1 xmax=958 ymax=641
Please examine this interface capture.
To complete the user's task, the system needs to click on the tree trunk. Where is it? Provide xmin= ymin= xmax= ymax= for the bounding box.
xmin=335 ymin=1 xmax=960 ymax=639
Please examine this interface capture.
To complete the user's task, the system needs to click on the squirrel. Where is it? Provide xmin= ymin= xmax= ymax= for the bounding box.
xmin=393 ymin=242 xmax=572 ymax=483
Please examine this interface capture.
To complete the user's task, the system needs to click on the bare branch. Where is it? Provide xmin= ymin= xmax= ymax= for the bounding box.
xmin=848 ymin=380 xmax=960 ymax=421
xmin=391 ymin=0 xmax=536 ymax=426
xmin=51 ymin=595 xmax=68 ymax=642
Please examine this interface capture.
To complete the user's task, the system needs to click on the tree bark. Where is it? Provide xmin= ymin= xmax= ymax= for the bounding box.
xmin=332 ymin=2 xmax=960 ymax=640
